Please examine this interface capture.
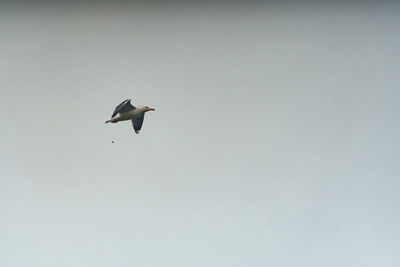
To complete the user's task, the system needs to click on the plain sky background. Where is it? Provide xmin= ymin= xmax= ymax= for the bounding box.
xmin=1 ymin=1 xmax=399 ymax=266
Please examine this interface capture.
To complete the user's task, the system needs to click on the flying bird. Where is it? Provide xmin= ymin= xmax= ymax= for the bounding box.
xmin=105 ymin=99 xmax=155 ymax=134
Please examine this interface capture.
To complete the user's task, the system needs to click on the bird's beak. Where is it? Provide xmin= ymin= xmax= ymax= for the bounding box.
xmin=148 ymin=108 xmax=155 ymax=111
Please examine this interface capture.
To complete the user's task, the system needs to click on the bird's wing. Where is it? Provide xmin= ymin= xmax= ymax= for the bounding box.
xmin=111 ymin=99 xmax=135 ymax=117
xmin=131 ymin=115 xmax=144 ymax=134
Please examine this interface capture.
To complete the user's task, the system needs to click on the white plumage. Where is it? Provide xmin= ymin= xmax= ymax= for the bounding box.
xmin=105 ymin=99 xmax=155 ymax=134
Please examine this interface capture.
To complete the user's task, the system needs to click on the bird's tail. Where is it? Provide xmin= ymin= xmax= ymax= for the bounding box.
xmin=105 ymin=119 xmax=112 ymax=124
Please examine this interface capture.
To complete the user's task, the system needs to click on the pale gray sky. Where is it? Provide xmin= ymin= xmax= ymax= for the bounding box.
xmin=1 ymin=1 xmax=399 ymax=267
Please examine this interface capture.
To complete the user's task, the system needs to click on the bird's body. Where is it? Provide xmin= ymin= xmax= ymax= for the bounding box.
xmin=108 ymin=106 xmax=146 ymax=122
xmin=105 ymin=99 xmax=154 ymax=134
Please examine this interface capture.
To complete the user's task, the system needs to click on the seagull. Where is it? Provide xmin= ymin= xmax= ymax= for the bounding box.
xmin=105 ymin=99 xmax=155 ymax=134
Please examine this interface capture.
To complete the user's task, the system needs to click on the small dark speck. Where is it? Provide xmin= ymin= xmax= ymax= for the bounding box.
xmin=112 ymin=141 xmax=115 ymax=144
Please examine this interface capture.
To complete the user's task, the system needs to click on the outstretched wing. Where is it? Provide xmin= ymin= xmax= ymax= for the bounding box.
xmin=111 ymin=99 xmax=135 ymax=117
xmin=131 ymin=115 xmax=144 ymax=134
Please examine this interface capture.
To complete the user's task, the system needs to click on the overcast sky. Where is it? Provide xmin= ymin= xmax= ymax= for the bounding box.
xmin=1 ymin=1 xmax=399 ymax=267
